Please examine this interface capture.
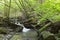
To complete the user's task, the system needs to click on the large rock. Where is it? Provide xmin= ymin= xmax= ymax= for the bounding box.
xmin=41 ymin=31 xmax=56 ymax=40
xmin=10 ymin=30 xmax=37 ymax=40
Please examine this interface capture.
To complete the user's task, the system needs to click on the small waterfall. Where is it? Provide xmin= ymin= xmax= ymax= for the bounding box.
xmin=22 ymin=27 xmax=30 ymax=32
xmin=15 ymin=22 xmax=30 ymax=32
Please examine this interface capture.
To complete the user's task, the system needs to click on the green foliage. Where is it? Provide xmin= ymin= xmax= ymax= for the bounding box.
xmin=0 ymin=0 xmax=60 ymax=32
xmin=0 ymin=0 xmax=60 ymax=40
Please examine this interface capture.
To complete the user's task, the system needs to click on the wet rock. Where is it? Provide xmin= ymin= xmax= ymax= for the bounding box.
xmin=10 ymin=30 xmax=37 ymax=40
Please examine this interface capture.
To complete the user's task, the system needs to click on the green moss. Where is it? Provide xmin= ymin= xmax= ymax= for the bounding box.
xmin=0 ymin=27 xmax=9 ymax=34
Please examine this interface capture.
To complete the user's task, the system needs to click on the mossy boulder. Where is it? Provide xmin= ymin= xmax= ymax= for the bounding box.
xmin=0 ymin=27 xmax=9 ymax=34
xmin=41 ymin=31 xmax=56 ymax=40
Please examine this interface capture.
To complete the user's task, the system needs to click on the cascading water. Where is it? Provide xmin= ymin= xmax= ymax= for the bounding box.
xmin=13 ymin=20 xmax=37 ymax=40
xmin=2 ymin=19 xmax=37 ymax=40
xmin=15 ymin=22 xmax=30 ymax=32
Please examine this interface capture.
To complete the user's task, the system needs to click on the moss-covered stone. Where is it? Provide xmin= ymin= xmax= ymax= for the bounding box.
xmin=41 ymin=31 xmax=56 ymax=40
xmin=0 ymin=27 xmax=9 ymax=34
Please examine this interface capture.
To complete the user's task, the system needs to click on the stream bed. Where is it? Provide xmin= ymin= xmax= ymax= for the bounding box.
xmin=0 ymin=30 xmax=38 ymax=40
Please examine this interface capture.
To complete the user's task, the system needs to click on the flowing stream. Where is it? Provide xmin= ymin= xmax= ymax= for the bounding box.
xmin=13 ymin=22 xmax=38 ymax=40
xmin=0 ymin=22 xmax=38 ymax=40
